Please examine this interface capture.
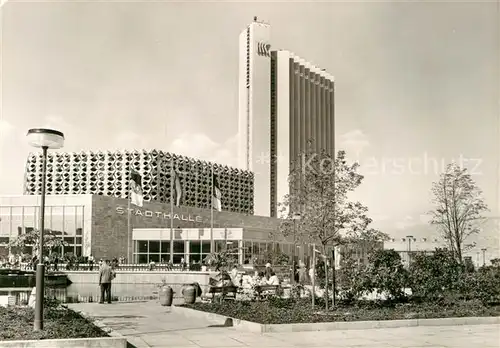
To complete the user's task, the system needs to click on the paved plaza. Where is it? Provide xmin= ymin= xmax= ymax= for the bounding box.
xmin=67 ymin=301 xmax=500 ymax=348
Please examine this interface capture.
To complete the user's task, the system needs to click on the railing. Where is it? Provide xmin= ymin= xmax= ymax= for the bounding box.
xmin=15 ymin=262 xmax=292 ymax=273
xmin=18 ymin=263 xmax=208 ymax=272
xmin=6 ymin=288 xmax=159 ymax=305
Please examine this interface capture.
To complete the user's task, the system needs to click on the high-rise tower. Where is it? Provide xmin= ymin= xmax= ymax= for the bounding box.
xmin=270 ymin=50 xmax=335 ymax=217
xmin=238 ymin=20 xmax=335 ymax=218
xmin=238 ymin=17 xmax=272 ymax=217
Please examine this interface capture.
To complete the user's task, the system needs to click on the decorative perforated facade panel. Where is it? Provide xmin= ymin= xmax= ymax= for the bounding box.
xmin=23 ymin=150 xmax=254 ymax=214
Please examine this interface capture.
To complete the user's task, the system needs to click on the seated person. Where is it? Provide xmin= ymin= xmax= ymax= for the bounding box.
xmin=220 ymin=270 xmax=234 ymax=287
xmin=267 ymin=272 xmax=280 ymax=286
xmin=230 ymin=265 xmax=239 ymax=281
xmin=241 ymin=273 xmax=254 ymax=288
xmin=234 ymin=273 xmax=243 ymax=287
xmin=258 ymin=272 xmax=268 ymax=285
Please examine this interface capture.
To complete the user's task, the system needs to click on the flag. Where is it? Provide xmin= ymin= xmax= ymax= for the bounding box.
xmin=212 ymin=174 xmax=222 ymax=212
xmin=130 ymin=169 xmax=143 ymax=207
xmin=171 ymin=170 xmax=183 ymax=207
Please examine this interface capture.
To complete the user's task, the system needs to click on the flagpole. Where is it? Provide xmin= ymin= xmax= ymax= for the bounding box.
xmin=127 ymin=180 xmax=131 ymax=264
xmin=159 ymin=156 xmax=163 ymax=264
xmin=170 ymin=163 xmax=174 ymax=264
xmin=210 ymin=163 xmax=214 ymax=253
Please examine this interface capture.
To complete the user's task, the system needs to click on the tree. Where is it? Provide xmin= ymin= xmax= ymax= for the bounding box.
xmin=277 ymin=147 xmax=387 ymax=308
xmin=278 ymin=148 xmax=387 ymax=255
xmin=429 ymin=163 xmax=488 ymax=263
xmin=8 ymin=229 xmax=68 ymax=257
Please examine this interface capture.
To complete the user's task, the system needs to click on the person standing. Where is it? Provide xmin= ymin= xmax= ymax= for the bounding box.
xmin=298 ymin=263 xmax=307 ymax=285
xmin=98 ymin=260 xmax=115 ymax=304
xmin=265 ymin=263 xmax=273 ymax=280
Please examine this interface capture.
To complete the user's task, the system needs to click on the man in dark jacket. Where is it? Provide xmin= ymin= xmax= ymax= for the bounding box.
xmin=99 ymin=260 xmax=115 ymax=304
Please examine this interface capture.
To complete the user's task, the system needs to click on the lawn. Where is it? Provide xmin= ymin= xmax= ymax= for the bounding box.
xmin=181 ymin=297 xmax=500 ymax=325
xmin=0 ymin=299 xmax=109 ymax=341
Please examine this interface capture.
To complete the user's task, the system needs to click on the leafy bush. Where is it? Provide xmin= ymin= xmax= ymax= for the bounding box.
xmin=409 ymin=249 xmax=500 ymax=305
xmin=0 ymin=299 xmax=109 ymax=341
xmin=183 ymin=297 xmax=500 ymax=324
xmin=337 ymin=254 xmax=370 ymax=303
xmin=458 ymin=265 xmax=500 ymax=304
xmin=409 ymin=248 xmax=463 ymax=301
xmin=262 ymin=249 xmax=290 ymax=266
xmin=363 ymin=249 xmax=409 ymax=301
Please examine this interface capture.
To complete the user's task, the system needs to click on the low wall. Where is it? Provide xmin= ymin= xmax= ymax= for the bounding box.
xmin=0 ymin=337 xmax=127 ymax=348
xmin=66 ymin=271 xmax=218 ymax=296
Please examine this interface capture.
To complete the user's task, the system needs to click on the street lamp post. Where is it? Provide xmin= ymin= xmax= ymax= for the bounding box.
xmin=481 ymin=248 xmax=487 ymax=267
xmin=406 ymin=235 xmax=414 ymax=266
xmin=27 ymin=128 xmax=64 ymax=331
xmin=291 ymin=213 xmax=301 ymax=285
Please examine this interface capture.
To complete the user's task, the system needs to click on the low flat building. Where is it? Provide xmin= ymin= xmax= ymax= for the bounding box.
xmin=0 ymin=194 xmax=297 ymax=264
xmin=384 ymin=237 xmax=443 ymax=265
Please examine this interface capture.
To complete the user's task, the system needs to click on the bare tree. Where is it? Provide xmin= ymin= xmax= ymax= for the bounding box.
xmin=429 ymin=162 xmax=488 ymax=263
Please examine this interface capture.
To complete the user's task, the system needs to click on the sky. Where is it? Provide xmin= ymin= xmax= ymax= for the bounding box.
xmin=0 ymin=1 xmax=498 ymax=256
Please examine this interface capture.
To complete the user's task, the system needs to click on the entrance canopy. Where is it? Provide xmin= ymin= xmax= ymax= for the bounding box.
xmin=132 ymin=228 xmax=243 ymax=241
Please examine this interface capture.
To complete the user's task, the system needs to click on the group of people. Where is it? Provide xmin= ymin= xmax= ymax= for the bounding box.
xmin=1 ymin=253 xmax=61 ymax=271
xmin=88 ymin=255 xmax=122 ymax=271
xmin=229 ymin=263 xmax=281 ymax=288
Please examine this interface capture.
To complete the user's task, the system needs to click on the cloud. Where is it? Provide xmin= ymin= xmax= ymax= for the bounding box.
xmin=339 ymin=129 xmax=370 ymax=158
xmin=394 ymin=214 xmax=431 ymax=230
xmin=370 ymin=214 xmax=391 ymax=222
xmin=113 ymin=130 xmax=150 ymax=150
xmin=168 ymin=132 xmax=238 ymax=167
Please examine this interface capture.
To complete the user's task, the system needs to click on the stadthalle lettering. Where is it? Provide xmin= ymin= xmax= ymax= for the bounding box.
xmin=115 ymin=206 xmax=203 ymax=223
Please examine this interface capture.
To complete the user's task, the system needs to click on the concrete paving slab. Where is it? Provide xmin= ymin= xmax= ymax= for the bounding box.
xmin=67 ymin=301 xmax=500 ymax=348
xmin=139 ymin=333 xmax=198 ymax=347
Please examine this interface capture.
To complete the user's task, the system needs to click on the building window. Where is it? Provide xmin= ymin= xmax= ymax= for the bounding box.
xmin=138 ymin=241 xmax=148 ymax=253
xmin=243 ymin=241 xmax=252 ymax=263
xmin=190 ymin=241 xmax=201 ymax=262
xmin=138 ymin=254 xmax=148 ymax=264
xmin=149 ymin=241 xmax=160 ymax=253
xmin=160 ymin=241 xmax=170 ymax=262
xmin=173 ymin=241 xmax=185 ymax=264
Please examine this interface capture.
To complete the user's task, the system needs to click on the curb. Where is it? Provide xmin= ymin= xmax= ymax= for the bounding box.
xmin=171 ymin=305 xmax=263 ymax=332
xmin=172 ymin=305 xmax=500 ymax=333
xmin=0 ymin=336 xmax=126 ymax=348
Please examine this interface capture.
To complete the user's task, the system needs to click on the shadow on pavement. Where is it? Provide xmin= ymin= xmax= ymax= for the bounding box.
xmin=208 ymin=318 xmax=233 ymax=327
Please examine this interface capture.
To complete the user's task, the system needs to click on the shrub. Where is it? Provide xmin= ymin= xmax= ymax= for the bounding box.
xmin=0 ymin=298 xmax=108 ymax=341
xmin=336 ymin=256 xmax=370 ymax=303
xmin=183 ymin=296 xmax=500 ymax=324
xmin=409 ymin=249 xmax=463 ymax=301
xmin=408 ymin=249 xmax=500 ymax=305
xmin=364 ymin=249 xmax=409 ymax=301
xmin=458 ymin=265 xmax=500 ymax=304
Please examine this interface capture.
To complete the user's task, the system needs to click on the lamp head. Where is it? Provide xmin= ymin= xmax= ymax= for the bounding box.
xmin=26 ymin=128 xmax=65 ymax=149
